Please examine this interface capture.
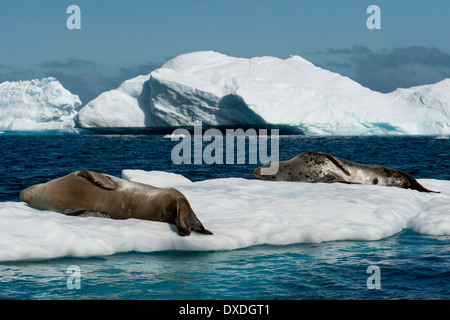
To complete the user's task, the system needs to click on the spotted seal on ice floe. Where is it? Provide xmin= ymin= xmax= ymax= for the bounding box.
xmin=20 ymin=170 xmax=213 ymax=236
xmin=253 ymin=152 xmax=438 ymax=193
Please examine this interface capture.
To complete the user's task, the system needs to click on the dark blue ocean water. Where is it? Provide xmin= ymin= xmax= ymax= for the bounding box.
xmin=0 ymin=133 xmax=449 ymax=300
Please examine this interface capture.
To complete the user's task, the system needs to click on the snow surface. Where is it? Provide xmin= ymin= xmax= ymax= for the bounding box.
xmin=0 ymin=77 xmax=81 ymax=131
xmin=76 ymin=51 xmax=450 ymax=135
xmin=1 ymin=170 xmax=449 ymax=262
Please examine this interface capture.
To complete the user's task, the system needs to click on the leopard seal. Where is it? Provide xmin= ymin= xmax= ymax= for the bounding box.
xmin=253 ymin=152 xmax=438 ymax=193
xmin=20 ymin=170 xmax=213 ymax=236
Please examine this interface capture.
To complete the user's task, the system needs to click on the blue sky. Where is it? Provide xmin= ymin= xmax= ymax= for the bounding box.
xmin=1 ymin=0 xmax=449 ymax=103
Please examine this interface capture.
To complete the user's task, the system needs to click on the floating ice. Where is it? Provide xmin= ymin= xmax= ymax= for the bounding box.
xmin=163 ymin=133 xmax=187 ymax=139
xmin=76 ymin=51 xmax=450 ymax=135
xmin=0 ymin=171 xmax=448 ymax=262
xmin=0 ymin=77 xmax=81 ymax=131
xmin=2 ymin=52 xmax=449 ymax=135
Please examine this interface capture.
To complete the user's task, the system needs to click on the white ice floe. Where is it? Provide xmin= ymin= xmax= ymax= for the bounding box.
xmin=0 ymin=171 xmax=448 ymax=262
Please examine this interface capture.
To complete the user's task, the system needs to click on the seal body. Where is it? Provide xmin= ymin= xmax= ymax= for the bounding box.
xmin=253 ymin=152 xmax=437 ymax=193
xmin=20 ymin=170 xmax=212 ymax=236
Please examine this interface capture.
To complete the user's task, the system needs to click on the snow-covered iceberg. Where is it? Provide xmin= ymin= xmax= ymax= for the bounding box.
xmin=76 ymin=51 xmax=450 ymax=135
xmin=386 ymin=79 xmax=450 ymax=135
xmin=0 ymin=77 xmax=81 ymax=131
xmin=1 ymin=170 xmax=449 ymax=262
xmin=1 ymin=52 xmax=448 ymax=135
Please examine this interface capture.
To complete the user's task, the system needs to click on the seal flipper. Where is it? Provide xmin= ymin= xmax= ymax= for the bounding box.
xmin=63 ymin=209 xmax=112 ymax=218
xmin=192 ymin=220 xmax=213 ymax=235
xmin=75 ymin=170 xmax=117 ymax=190
xmin=321 ymin=153 xmax=351 ymax=176
xmin=176 ymin=213 xmax=213 ymax=236
xmin=319 ymin=172 xmax=346 ymax=183
xmin=403 ymin=174 xmax=440 ymax=193
xmin=174 ymin=198 xmax=213 ymax=236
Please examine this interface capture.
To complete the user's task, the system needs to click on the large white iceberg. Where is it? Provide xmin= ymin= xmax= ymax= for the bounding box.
xmin=1 ymin=52 xmax=448 ymax=135
xmin=0 ymin=77 xmax=81 ymax=131
xmin=76 ymin=51 xmax=450 ymax=135
xmin=0 ymin=170 xmax=449 ymax=262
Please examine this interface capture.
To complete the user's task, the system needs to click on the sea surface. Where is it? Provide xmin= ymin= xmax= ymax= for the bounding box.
xmin=0 ymin=132 xmax=449 ymax=300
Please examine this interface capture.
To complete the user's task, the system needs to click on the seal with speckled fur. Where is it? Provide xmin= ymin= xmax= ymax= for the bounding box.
xmin=253 ymin=152 xmax=438 ymax=193
xmin=20 ymin=170 xmax=213 ymax=236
